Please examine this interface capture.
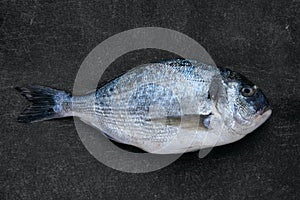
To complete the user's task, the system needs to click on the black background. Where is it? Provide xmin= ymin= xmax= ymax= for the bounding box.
xmin=1 ymin=0 xmax=299 ymax=199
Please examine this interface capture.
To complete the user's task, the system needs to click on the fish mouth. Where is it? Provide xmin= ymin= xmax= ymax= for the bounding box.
xmin=255 ymin=107 xmax=272 ymax=123
xmin=256 ymin=105 xmax=271 ymax=115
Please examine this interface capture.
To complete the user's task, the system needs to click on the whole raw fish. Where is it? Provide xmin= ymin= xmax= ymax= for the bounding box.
xmin=17 ymin=59 xmax=272 ymax=154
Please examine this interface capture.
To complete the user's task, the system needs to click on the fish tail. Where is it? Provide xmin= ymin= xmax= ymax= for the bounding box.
xmin=16 ymin=85 xmax=72 ymax=123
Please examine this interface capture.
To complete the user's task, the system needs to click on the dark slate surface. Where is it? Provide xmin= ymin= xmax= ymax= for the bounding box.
xmin=1 ymin=0 xmax=299 ymax=199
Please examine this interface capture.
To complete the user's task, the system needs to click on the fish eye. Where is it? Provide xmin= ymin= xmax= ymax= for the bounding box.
xmin=241 ymin=86 xmax=255 ymax=97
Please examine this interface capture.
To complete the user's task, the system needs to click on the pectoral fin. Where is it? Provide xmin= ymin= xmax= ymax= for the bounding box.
xmin=147 ymin=114 xmax=211 ymax=130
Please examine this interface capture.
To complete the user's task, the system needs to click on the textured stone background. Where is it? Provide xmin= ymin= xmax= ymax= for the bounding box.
xmin=0 ymin=0 xmax=299 ymax=199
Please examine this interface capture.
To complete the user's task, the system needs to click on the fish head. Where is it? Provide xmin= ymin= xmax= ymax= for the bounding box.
xmin=212 ymin=67 xmax=272 ymax=135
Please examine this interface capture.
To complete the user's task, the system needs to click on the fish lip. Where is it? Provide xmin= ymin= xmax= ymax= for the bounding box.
xmin=255 ymin=109 xmax=272 ymax=126
xmin=256 ymin=105 xmax=271 ymax=115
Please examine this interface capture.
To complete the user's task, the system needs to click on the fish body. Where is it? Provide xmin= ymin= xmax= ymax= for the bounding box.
xmin=17 ymin=59 xmax=272 ymax=154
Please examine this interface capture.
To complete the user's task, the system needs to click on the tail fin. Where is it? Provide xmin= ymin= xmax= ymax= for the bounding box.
xmin=16 ymin=85 xmax=71 ymax=123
